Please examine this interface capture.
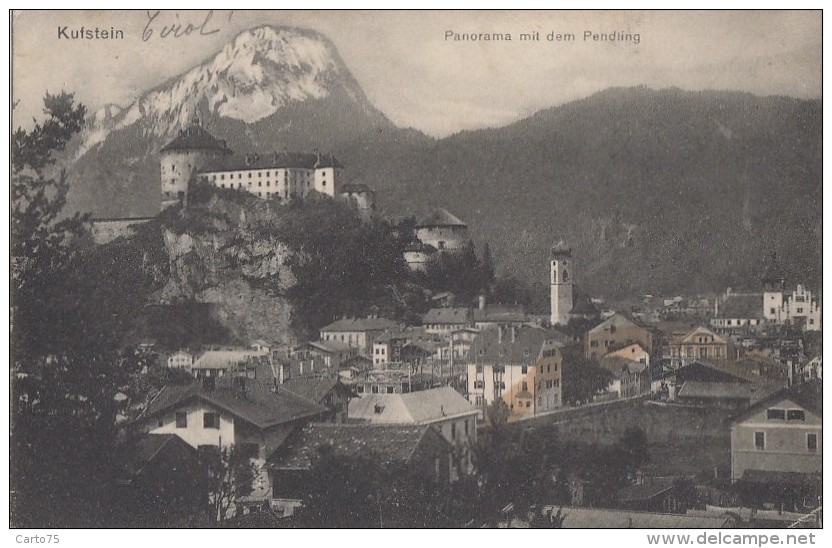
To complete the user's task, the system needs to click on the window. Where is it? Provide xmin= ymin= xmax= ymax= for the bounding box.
xmin=386 ymin=386 xmax=395 ymax=394
xmin=521 ymin=381 xmax=528 ymax=391
xmin=374 ymin=404 xmax=385 ymax=414
xmin=754 ymin=431 xmax=765 ymax=450
xmin=204 ymin=412 xmax=219 ymax=429
xmin=464 ymin=420 xmax=469 ymax=436
xmin=797 ymin=308 xmax=804 ymax=314
xmin=526 ymin=401 xmax=531 ymax=408
xmin=175 ymin=412 xmax=187 ymax=428
xmin=807 ymin=433 xmax=818 ymax=452
xmin=499 ymin=382 xmax=506 ymax=389
xmin=356 ymin=385 xmax=365 ymax=394
xmin=476 ymin=365 xmax=483 ymax=373
xmin=787 ymin=409 xmax=806 ymax=421
xmin=474 ymin=381 xmax=484 ymax=389
xmin=157 ymin=419 xmax=164 ymax=427
xmin=767 ymin=409 xmax=785 ymax=420
xmin=770 ymin=308 xmax=776 ymax=314
xmin=590 ymin=340 xmax=599 ymax=348
xmin=521 ymin=366 xmax=528 ymax=374
xmin=371 ymin=386 xmax=379 ymax=394
xmin=451 ymin=423 xmax=456 ymax=440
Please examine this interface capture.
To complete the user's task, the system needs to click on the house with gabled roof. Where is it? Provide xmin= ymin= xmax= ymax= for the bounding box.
xmin=319 ymin=316 xmax=398 ymax=355
xmin=586 ymin=313 xmax=659 ymax=361
xmin=729 ymin=382 xmax=821 ymax=505
xmin=139 ymin=376 xmax=327 ymax=460
xmin=348 ymin=386 xmax=478 ymax=477
xmin=665 ymin=325 xmax=731 ymax=368
xmin=422 ymin=307 xmax=472 ymax=335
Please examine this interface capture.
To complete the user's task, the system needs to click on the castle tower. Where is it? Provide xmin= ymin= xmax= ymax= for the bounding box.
xmin=159 ymin=119 xmax=232 ymax=211
xmin=550 ymin=243 xmax=574 ymax=326
xmin=761 ymin=252 xmax=785 ymax=322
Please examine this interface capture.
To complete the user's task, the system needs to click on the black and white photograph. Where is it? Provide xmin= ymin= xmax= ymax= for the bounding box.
xmin=9 ymin=8 xmax=823 ymax=533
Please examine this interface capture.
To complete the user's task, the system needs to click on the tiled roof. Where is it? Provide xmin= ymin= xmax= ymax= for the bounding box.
xmin=422 ymin=307 xmax=470 ymax=325
xmin=587 ymin=313 xmax=647 ymax=335
xmin=416 ymin=208 xmax=467 ymax=228
xmin=731 ymin=380 xmax=822 ymax=424
xmin=468 ymin=326 xmax=563 ymax=366
xmin=677 ymin=381 xmax=758 ymax=400
xmin=142 ymin=378 xmax=326 ymax=429
xmin=600 ymin=357 xmax=647 ymax=379
xmin=320 ymin=317 xmax=398 ymax=332
xmin=134 ymin=433 xmax=195 ymax=463
xmin=348 ymin=386 xmax=478 ymax=424
xmin=281 ymin=376 xmax=340 ymax=404
xmin=268 ymin=423 xmax=449 ymax=470
xmin=716 ymin=294 xmax=762 ymax=319
xmin=199 ymin=151 xmax=342 ymax=172
xmin=159 ymin=125 xmax=232 ymax=154
xmin=473 ymin=305 xmax=528 ymax=323
xmin=654 ymin=361 xmax=749 ymax=384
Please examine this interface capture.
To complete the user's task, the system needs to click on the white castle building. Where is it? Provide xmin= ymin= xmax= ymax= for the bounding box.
xmin=156 ymin=121 xmax=375 ymax=213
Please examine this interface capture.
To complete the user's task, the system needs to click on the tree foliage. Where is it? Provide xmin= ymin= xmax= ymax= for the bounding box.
xmin=10 ymin=92 xmax=130 ymax=527
xmin=561 ymin=357 xmax=613 ymax=405
xmin=294 ymin=445 xmax=452 ymax=528
xmin=197 ymin=445 xmax=257 ymax=524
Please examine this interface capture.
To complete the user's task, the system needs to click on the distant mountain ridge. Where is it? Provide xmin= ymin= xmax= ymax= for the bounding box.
xmin=64 ymin=25 xmax=822 ymax=299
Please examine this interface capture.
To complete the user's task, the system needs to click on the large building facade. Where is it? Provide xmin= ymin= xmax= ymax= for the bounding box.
xmin=466 ymin=326 xmax=564 ymax=420
xmin=197 ymin=151 xmax=344 ymax=201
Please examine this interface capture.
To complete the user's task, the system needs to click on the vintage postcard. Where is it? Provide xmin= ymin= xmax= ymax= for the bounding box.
xmin=9 ymin=9 xmax=822 ymax=532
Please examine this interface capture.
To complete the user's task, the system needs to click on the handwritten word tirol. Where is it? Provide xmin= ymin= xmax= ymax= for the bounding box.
xmin=142 ymin=10 xmax=221 ymax=42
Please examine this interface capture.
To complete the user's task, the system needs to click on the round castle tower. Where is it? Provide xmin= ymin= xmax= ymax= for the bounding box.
xmin=159 ymin=121 xmax=232 ymax=210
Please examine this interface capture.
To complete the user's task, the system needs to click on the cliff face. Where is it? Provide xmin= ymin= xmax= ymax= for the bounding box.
xmin=109 ymin=190 xmax=297 ymax=347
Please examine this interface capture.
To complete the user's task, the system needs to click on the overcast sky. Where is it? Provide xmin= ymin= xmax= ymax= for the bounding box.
xmin=12 ymin=10 xmax=821 ymax=137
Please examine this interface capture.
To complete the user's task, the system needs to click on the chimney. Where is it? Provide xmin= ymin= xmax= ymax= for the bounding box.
xmin=234 ymin=376 xmax=247 ymax=396
xmin=498 ymin=326 xmax=503 ymax=344
xmin=478 ymin=294 xmax=487 ymax=310
xmin=511 ymin=325 xmax=517 ymax=343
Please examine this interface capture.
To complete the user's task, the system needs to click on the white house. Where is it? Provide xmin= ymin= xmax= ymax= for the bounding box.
xmin=167 ymin=350 xmax=194 ymax=371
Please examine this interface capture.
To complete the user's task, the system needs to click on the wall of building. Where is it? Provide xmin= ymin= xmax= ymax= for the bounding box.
xmin=731 ymin=404 xmax=822 ymax=479
xmin=587 ymin=324 xmax=654 ymax=361
xmin=144 ymin=401 xmax=235 ymax=449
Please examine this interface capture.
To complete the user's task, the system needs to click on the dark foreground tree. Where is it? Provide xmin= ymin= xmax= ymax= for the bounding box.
xmin=10 ymin=93 xmax=128 ymax=527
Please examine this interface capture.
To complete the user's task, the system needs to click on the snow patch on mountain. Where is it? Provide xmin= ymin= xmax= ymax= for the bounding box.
xmin=74 ymin=26 xmax=354 ymax=159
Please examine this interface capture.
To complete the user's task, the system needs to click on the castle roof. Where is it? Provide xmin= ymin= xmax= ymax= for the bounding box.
xmin=199 ymin=151 xmax=343 ymax=172
xmin=159 ymin=124 xmax=232 ymax=154
xmin=416 ymin=208 xmax=467 ymax=228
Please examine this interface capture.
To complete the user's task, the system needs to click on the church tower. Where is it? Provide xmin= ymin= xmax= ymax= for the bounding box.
xmin=762 ymin=252 xmax=785 ymax=322
xmin=550 ymin=243 xmax=574 ymax=326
